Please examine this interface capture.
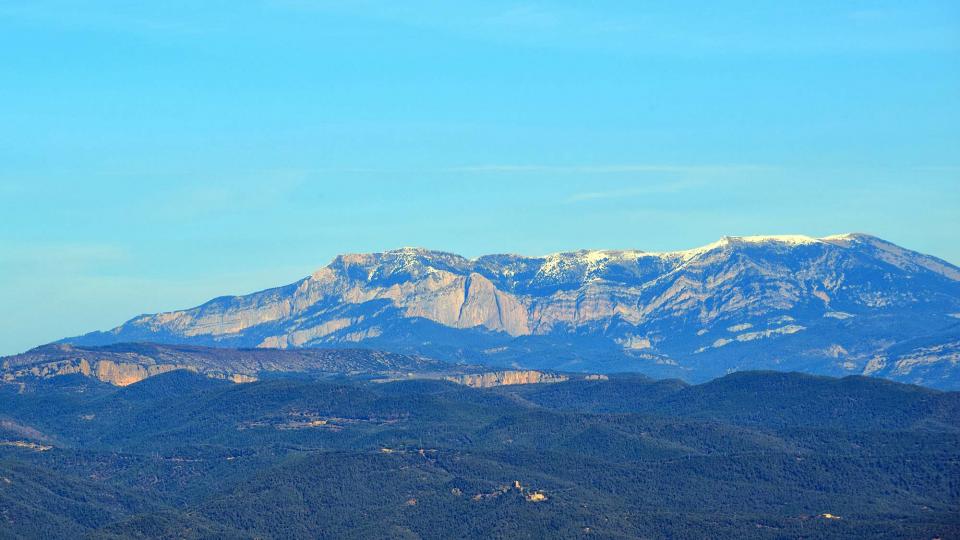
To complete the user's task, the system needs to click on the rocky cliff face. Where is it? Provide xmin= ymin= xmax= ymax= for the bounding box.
xmin=59 ymin=234 xmax=960 ymax=388
xmin=0 ymin=357 xmax=194 ymax=386
xmin=1 ymin=343 xmax=450 ymax=387
xmin=444 ymin=370 xmax=570 ymax=388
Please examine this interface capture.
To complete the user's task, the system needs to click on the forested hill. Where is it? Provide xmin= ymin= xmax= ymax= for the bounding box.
xmin=1 ymin=369 xmax=958 ymax=538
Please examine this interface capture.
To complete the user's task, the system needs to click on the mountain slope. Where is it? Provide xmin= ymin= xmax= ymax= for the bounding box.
xmin=61 ymin=234 xmax=960 ymax=388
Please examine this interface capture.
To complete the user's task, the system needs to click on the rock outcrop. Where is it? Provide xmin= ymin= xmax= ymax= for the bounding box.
xmin=444 ymin=370 xmax=569 ymax=388
xmin=1 ymin=343 xmax=450 ymax=387
xmin=52 ymin=234 xmax=960 ymax=389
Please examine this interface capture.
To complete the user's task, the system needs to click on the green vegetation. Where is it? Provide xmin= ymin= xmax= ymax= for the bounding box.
xmin=1 ymin=369 xmax=958 ymax=538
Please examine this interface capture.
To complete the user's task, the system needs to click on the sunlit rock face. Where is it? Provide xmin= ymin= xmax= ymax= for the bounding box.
xmin=0 ymin=354 xmax=191 ymax=386
xmin=59 ymin=235 xmax=960 ymax=388
xmin=444 ymin=370 xmax=569 ymax=388
xmin=0 ymin=343 xmax=449 ymax=387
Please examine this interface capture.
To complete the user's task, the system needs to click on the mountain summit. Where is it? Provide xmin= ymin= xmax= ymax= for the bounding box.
xmin=62 ymin=234 xmax=960 ymax=388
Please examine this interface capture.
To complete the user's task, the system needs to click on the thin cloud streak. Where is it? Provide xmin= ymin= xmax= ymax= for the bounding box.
xmin=0 ymin=243 xmax=129 ymax=275
xmin=447 ymin=164 xmax=772 ymax=174
xmin=564 ymin=180 xmax=704 ymax=203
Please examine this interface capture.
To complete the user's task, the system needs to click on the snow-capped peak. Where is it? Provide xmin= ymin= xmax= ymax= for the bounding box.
xmin=727 ymin=234 xmax=821 ymax=245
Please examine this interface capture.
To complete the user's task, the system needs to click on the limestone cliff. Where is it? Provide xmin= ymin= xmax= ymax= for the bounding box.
xmin=1 ymin=344 xmax=449 ymax=387
xmin=444 ymin=370 xmax=569 ymax=388
xmin=54 ymin=235 xmax=960 ymax=388
xmin=1 ymin=356 xmax=199 ymax=386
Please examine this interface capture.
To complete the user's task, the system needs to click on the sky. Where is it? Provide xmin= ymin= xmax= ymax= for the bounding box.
xmin=1 ymin=1 xmax=958 ymax=355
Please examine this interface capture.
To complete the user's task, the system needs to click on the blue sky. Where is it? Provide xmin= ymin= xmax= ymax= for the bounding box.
xmin=1 ymin=1 xmax=958 ymax=355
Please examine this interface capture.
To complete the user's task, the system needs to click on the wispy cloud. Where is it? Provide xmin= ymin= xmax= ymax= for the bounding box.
xmin=485 ymin=5 xmax=562 ymax=29
xmin=0 ymin=2 xmax=218 ymax=36
xmin=211 ymin=164 xmax=772 ymax=176
xmin=446 ymin=164 xmax=771 ymax=174
xmin=151 ymin=170 xmax=308 ymax=220
xmin=562 ymin=178 xmax=713 ymax=204
xmin=0 ymin=243 xmax=128 ymax=274
xmin=0 ymin=181 xmax=24 ymax=195
xmin=913 ymin=166 xmax=960 ymax=173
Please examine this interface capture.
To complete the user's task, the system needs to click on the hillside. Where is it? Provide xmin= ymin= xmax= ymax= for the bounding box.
xmin=0 ymin=370 xmax=957 ymax=538
xmin=58 ymin=234 xmax=960 ymax=389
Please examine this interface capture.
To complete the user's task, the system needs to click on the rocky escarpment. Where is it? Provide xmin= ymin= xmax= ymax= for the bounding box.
xmin=444 ymin=370 xmax=571 ymax=388
xmin=1 ymin=356 xmax=199 ymax=386
xmin=57 ymin=234 xmax=960 ymax=388
xmin=1 ymin=343 xmax=451 ymax=387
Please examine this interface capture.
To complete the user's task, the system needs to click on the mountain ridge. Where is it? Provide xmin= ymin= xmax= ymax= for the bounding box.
xmin=53 ymin=234 xmax=960 ymax=388
xmin=1 ymin=343 xmax=452 ymax=386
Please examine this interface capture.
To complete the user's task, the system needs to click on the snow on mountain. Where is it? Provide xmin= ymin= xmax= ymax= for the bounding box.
xmin=57 ymin=234 xmax=960 ymax=388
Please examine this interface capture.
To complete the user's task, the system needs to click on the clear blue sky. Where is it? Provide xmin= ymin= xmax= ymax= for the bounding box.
xmin=1 ymin=1 xmax=958 ymax=355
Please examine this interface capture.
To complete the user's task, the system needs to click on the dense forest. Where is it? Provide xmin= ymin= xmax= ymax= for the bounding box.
xmin=1 ymin=369 xmax=958 ymax=538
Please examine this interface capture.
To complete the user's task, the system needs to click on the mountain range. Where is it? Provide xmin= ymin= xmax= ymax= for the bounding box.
xmin=3 ymin=233 xmax=960 ymax=537
xmin=55 ymin=233 xmax=960 ymax=389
